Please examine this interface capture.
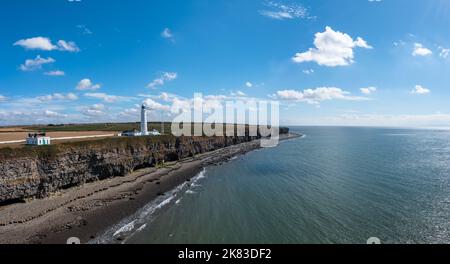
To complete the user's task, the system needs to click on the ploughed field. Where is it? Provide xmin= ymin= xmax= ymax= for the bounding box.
xmin=0 ymin=122 xmax=171 ymax=148
xmin=0 ymin=131 xmax=118 ymax=145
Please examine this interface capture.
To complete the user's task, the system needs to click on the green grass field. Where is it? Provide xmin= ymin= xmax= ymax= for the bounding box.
xmin=23 ymin=123 xmax=287 ymax=135
xmin=26 ymin=122 xmax=173 ymax=133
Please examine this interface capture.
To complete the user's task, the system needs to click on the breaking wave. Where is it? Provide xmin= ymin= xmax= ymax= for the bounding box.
xmin=90 ymin=168 xmax=207 ymax=244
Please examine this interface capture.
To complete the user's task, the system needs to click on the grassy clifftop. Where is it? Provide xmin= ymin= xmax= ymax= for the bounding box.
xmin=0 ymin=135 xmax=177 ymax=160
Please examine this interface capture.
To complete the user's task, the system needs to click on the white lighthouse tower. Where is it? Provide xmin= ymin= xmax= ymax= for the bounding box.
xmin=119 ymin=103 xmax=161 ymax=137
xmin=141 ymin=104 xmax=148 ymax=136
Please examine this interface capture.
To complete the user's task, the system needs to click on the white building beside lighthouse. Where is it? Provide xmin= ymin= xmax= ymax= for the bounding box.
xmin=26 ymin=133 xmax=51 ymax=146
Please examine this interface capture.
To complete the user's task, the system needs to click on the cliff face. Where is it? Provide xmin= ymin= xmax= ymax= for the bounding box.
xmin=0 ymin=135 xmax=263 ymax=204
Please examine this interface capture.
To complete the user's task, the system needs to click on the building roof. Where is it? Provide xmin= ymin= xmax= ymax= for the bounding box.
xmin=27 ymin=132 xmax=49 ymax=138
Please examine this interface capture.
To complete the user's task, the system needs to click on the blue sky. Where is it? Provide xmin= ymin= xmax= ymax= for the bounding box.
xmin=1 ymin=0 xmax=450 ymax=127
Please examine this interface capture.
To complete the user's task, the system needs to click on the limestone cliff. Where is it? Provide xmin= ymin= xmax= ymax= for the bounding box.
xmin=0 ymin=133 xmax=280 ymax=204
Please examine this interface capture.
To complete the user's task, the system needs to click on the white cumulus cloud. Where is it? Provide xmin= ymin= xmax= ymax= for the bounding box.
xmin=84 ymin=93 xmax=130 ymax=103
xmin=231 ymin=90 xmax=247 ymax=97
xmin=276 ymin=87 xmax=368 ymax=105
xmin=44 ymin=110 xmax=67 ymax=118
xmin=14 ymin=37 xmax=79 ymax=52
xmin=82 ymin=104 xmax=106 ymax=117
xmin=303 ymin=69 xmax=314 ymax=75
xmin=76 ymin=78 xmax=101 ymax=91
xmin=411 ymin=85 xmax=430 ymax=95
xmin=260 ymin=1 xmax=311 ymax=20
xmin=292 ymin=27 xmax=372 ymax=67
xmin=57 ymin=40 xmax=80 ymax=52
xmin=147 ymin=72 xmax=177 ymax=89
xmin=77 ymin=25 xmax=92 ymax=35
xmin=20 ymin=55 xmax=55 ymax=71
xmin=412 ymin=43 xmax=432 ymax=57
xmin=143 ymin=98 xmax=170 ymax=111
xmin=14 ymin=37 xmax=56 ymax=51
xmin=439 ymin=47 xmax=449 ymax=59
xmin=44 ymin=70 xmax=65 ymax=76
xmin=360 ymin=87 xmax=377 ymax=95
xmin=37 ymin=93 xmax=78 ymax=102
xmin=161 ymin=28 xmax=174 ymax=41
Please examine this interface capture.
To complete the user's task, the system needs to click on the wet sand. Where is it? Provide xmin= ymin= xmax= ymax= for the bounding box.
xmin=0 ymin=134 xmax=299 ymax=244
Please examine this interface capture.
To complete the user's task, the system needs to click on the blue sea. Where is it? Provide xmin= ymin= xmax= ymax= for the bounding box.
xmin=99 ymin=127 xmax=450 ymax=244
